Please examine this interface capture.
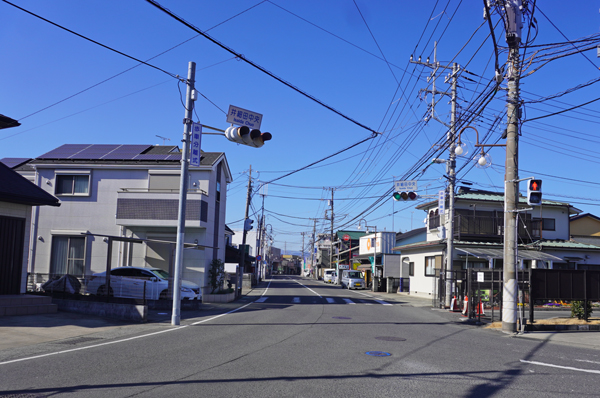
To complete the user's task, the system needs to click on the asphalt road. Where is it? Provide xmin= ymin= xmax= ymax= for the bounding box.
xmin=1 ymin=276 xmax=600 ymax=397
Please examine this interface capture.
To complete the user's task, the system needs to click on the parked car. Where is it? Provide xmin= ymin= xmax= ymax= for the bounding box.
xmin=86 ymin=266 xmax=200 ymax=300
xmin=323 ymin=269 xmax=336 ymax=283
xmin=341 ymin=270 xmax=365 ymax=290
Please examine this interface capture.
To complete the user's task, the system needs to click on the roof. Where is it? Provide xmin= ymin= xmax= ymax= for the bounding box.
xmin=0 ymin=161 xmax=60 ymax=207
xmin=396 ymin=227 xmax=426 ymax=242
xmin=0 ymin=114 xmax=20 ymax=129
xmin=525 ymin=239 xmax=600 ymax=251
xmin=570 ymin=213 xmax=600 ymax=223
xmin=30 ymin=144 xmax=225 ymax=167
xmin=0 ymin=158 xmax=31 ymax=168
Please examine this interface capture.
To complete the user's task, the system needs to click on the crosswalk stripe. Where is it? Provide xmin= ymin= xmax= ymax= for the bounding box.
xmin=375 ymin=299 xmax=392 ymax=306
xmin=255 ymin=297 xmax=268 ymax=303
xmin=343 ymin=298 xmax=356 ymax=305
xmin=292 ymin=297 xmax=300 ymax=303
xmin=326 ymin=298 xmax=335 ymax=304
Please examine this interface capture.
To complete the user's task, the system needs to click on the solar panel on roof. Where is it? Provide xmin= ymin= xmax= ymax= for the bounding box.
xmin=70 ymin=144 xmax=120 ymax=159
xmin=103 ymin=145 xmax=152 ymax=160
xmin=38 ymin=144 xmax=91 ymax=159
xmin=134 ymin=154 xmax=179 ymax=160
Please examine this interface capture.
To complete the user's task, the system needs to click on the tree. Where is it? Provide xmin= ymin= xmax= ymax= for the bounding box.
xmin=208 ymin=259 xmax=225 ymax=294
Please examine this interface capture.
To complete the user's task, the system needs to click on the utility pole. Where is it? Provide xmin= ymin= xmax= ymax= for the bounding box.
xmin=239 ymin=165 xmax=252 ymax=297
xmin=256 ymin=189 xmax=266 ymax=282
xmin=503 ymin=0 xmax=523 ymax=334
xmin=329 ymin=188 xmax=334 ymax=272
xmin=311 ymin=219 xmax=317 ymax=279
xmin=411 ymin=44 xmax=459 ymax=308
xmin=301 ymin=232 xmax=307 ymax=274
xmin=172 ymin=61 xmax=195 ymax=326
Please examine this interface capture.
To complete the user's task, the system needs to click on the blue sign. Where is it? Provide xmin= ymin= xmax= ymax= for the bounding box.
xmin=190 ymin=123 xmax=202 ymax=167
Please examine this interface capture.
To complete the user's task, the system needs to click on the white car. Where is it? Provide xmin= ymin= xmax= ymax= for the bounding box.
xmin=86 ymin=267 xmax=200 ymax=300
xmin=323 ymin=269 xmax=336 ymax=283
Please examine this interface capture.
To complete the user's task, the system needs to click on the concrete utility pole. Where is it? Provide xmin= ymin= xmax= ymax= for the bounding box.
xmin=411 ymin=44 xmax=459 ymax=308
xmin=311 ymin=219 xmax=317 ymax=279
xmin=329 ymin=188 xmax=334 ymax=272
xmin=239 ymin=165 xmax=252 ymax=297
xmin=172 ymin=61 xmax=196 ymax=326
xmin=503 ymin=0 xmax=523 ymax=334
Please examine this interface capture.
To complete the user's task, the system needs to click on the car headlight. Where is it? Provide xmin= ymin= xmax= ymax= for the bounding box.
xmin=181 ymin=287 xmax=192 ymax=293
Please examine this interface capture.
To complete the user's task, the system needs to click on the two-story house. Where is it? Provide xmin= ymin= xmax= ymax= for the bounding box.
xmin=8 ymin=144 xmax=232 ymax=295
xmin=395 ymin=187 xmax=600 ymax=299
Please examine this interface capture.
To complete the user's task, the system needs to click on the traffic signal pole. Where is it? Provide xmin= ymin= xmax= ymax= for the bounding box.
xmin=172 ymin=61 xmax=196 ymax=326
xmin=238 ymin=165 xmax=252 ymax=297
xmin=503 ymin=1 xmax=522 ymax=334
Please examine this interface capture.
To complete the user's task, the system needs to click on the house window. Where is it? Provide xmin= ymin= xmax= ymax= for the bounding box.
xmin=216 ymin=181 xmax=221 ymax=202
xmin=429 ymin=210 xmax=440 ymax=230
xmin=50 ymin=236 xmax=85 ymax=276
xmin=409 ymin=262 xmax=414 ymax=276
xmin=55 ymin=174 xmax=90 ymax=195
xmin=425 ymin=256 xmax=436 ymax=276
xmin=542 ymin=218 xmax=555 ymax=231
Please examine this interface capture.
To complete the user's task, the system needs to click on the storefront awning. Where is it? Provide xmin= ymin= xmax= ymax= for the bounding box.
xmin=456 ymin=248 xmax=563 ymax=262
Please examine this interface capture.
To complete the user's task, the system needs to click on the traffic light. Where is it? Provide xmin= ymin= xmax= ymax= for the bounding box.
xmin=393 ymin=191 xmax=417 ymax=201
xmin=527 ymin=179 xmax=542 ymax=206
xmin=244 ymin=218 xmax=254 ymax=231
xmin=225 ymin=125 xmax=272 ymax=148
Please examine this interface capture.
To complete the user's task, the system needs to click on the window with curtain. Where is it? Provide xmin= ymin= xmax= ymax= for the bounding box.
xmin=55 ymin=175 xmax=90 ymax=195
xmin=425 ymin=256 xmax=436 ymax=276
xmin=50 ymin=236 xmax=85 ymax=276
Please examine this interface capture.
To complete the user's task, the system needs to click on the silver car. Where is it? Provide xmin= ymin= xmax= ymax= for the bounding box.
xmin=341 ymin=270 xmax=366 ymax=290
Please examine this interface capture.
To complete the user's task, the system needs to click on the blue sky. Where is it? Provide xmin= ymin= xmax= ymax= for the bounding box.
xmin=1 ymin=1 xmax=599 ymax=254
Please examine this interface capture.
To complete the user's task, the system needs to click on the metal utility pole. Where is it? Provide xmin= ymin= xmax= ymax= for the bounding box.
xmin=172 ymin=61 xmax=195 ymax=326
xmin=411 ymin=44 xmax=459 ymax=308
xmin=239 ymin=165 xmax=252 ymax=297
xmin=503 ymin=0 xmax=523 ymax=334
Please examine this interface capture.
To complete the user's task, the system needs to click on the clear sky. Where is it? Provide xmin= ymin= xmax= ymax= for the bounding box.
xmin=1 ymin=1 xmax=599 ymax=255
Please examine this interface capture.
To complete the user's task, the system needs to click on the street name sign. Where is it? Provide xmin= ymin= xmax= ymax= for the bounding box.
xmin=226 ymin=105 xmax=263 ymax=130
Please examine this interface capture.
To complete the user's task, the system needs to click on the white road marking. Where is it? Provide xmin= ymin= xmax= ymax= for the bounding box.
xmin=326 ymin=298 xmax=335 ymax=304
xmin=292 ymin=280 xmax=322 ymax=298
xmin=0 ymin=281 xmax=275 ymax=367
xmin=520 ymin=359 xmax=600 ymax=374
xmin=255 ymin=297 xmax=268 ymax=303
xmin=292 ymin=297 xmax=301 ymax=303
xmin=375 ymin=300 xmax=392 ymax=306
xmin=343 ymin=299 xmax=356 ymax=305
xmin=576 ymin=359 xmax=600 ymax=365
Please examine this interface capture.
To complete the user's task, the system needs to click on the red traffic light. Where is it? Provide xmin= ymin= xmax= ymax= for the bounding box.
xmin=527 ymin=179 xmax=542 ymax=206
xmin=529 ymin=180 xmax=541 ymax=192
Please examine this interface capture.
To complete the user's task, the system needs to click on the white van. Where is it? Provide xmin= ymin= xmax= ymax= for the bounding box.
xmin=341 ymin=270 xmax=366 ymax=290
xmin=323 ymin=269 xmax=336 ymax=283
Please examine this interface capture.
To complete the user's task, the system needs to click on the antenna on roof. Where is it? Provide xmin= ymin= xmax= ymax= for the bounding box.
xmin=156 ymin=135 xmax=171 ymax=145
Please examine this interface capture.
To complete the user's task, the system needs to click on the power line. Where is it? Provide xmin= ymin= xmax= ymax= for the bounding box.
xmin=145 ymin=0 xmax=380 ymax=136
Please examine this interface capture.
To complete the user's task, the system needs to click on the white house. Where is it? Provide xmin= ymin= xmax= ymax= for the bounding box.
xmin=13 ymin=144 xmax=232 ymax=294
xmin=395 ymin=187 xmax=600 ymax=299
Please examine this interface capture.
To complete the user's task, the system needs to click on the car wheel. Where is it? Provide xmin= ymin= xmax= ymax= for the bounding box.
xmin=159 ymin=290 xmax=169 ymax=300
xmin=97 ymin=285 xmax=113 ymax=296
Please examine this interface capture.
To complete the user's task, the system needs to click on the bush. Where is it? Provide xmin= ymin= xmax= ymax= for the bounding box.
xmin=571 ymin=300 xmax=593 ymax=321
xmin=208 ymin=259 xmax=225 ymax=294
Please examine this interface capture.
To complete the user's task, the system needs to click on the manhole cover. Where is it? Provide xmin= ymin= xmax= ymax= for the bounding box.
xmin=332 ymin=316 xmax=352 ymax=319
xmin=53 ymin=337 xmax=103 ymax=345
xmin=375 ymin=336 xmax=406 ymax=342
xmin=366 ymin=351 xmax=391 ymax=357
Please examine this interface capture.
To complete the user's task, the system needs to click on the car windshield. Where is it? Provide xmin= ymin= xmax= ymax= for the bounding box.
xmin=150 ymin=269 xmax=170 ymax=279
xmin=347 ymin=271 xmax=363 ymax=278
